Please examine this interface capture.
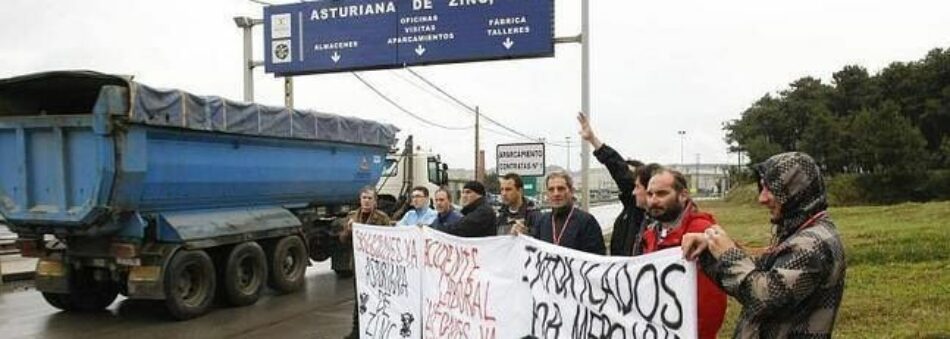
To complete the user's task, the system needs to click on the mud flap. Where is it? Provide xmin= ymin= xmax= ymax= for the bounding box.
xmin=35 ymin=258 xmax=69 ymax=294
xmin=125 ymin=243 xmax=179 ymax=300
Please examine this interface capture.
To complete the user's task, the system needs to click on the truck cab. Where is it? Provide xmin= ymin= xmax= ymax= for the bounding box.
xmin=327 ymin=136 xmax=449 ymax=276
xmin=374 ymin=136 xmax=449 ymax=219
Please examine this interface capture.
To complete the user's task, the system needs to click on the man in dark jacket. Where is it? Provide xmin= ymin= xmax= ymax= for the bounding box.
xmin=342 ymin=187 xmax=392 ymax=339
xmin=430 ymin=188 xmax=463 ymax=230
xmin=577 ymin=112 xmax=646 ymax=256
xmin=683 ymin=152 xmax=846 ymax=338
xmin=442 ymin=181 xmax=497 ymax=237
xmin=518 ymin=171 xmax=605 ymax=255
xmin=496 ymin=173 xmax=542 ymax=235
xmin=628 ymin=162 xmax=663 ymax=254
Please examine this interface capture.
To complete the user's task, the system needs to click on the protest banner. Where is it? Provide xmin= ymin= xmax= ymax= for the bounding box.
xmin=353 ymin=226 xmax=699 ymax=339
xmin=420 ymin=228 xmax=532 ymax=339
xmin=353 ymin=224 xmax=424 ymax=339
xmin=519 ymin=236 xmax=698 ymax=339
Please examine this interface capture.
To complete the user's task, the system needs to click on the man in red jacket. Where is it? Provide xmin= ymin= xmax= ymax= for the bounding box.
xmin=640 ymin=169 xmax=727 ymax=339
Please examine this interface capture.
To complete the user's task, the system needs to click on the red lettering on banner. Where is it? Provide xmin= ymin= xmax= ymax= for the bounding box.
xmin=423 ymin=238 xmax=497 ymax=337
xmin=354 ymin=230 xmax=419 ymax=268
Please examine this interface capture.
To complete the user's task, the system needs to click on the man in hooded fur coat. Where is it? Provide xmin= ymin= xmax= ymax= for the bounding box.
xmin=683 ymin=152 xmax=847 ymax=338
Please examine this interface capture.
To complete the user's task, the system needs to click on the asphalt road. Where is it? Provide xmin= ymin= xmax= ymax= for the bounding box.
xmin=0 ymin=260 xmax=357 ymax=339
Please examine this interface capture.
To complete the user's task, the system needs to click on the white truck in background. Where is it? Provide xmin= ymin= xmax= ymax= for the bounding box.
xmin=375 ymin=135 xmax=449 ymax=217
xmin=328 ymin=135 xmax=449 ymax=276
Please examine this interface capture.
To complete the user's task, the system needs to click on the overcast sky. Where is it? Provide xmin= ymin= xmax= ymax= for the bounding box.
xmin=2 ymin=0 xmax=949 ymax=171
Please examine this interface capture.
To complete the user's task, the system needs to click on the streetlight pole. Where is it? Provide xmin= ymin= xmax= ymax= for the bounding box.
xmin=695 ymin=153 xmax=701 ymax=192
xmin=566 ymin=136 xmax=572 ymax=173
xmin=475 ymin=106 xmax=481 ymax=181
xmin=677 ymin=130 xmax=686 ymax=170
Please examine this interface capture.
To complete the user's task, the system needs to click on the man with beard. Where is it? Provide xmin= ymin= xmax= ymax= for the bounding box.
xmin=682 ymin=152 xmax=846 ymax=338
xmin=514 ymin=171 xmax=605 ymax=255
xmin=642 ymin=169 xmax=726 ymax=339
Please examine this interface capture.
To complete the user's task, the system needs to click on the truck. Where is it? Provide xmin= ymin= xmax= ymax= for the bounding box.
xmin=319 ymin=135 xmax=449 ymax=276
xmin=0 ymin=70 xmax=444 ymax=320
xmin=375 ymin=136 xmax=449 ymax=218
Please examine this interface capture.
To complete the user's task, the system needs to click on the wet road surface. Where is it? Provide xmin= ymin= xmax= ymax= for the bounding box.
xmin=0 ymin=203 xmax=623 ymax=339
xmin=0 ymin=260 xmax=354 ymax=339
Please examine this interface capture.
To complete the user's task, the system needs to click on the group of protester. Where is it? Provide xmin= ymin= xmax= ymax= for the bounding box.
xmin=341 ymin=113 xmax=846 ymax=339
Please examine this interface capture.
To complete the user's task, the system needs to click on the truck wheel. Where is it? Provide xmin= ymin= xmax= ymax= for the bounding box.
xmin=266 ymin=236 xmax=307 ymax=293
xmin=41 ymin=269 xmax=118 ymax=312
xmin=41 ymin=292 xmax=74 ymax=311
xmin=41 ymin=289 xmax=117 ymax=312
xmin=71 ymin=283 xmax=119 ymax=311
xmin=333 ymin=269 xmax=354 ymax=278
xmin=377 ymin=195 xmax=398 ymax=216
xmin=308 ymin=230 xmax=332 ymax=262
xmin=222 ymin=242 xmax=267 ymax=306
xmin=164 ymin=249 xmax=216 ymax=320
xmin=331 ymin=244 xmax=355 ymax=278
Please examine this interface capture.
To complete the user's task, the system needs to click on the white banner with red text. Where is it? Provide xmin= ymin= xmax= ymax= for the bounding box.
xmin=352 ymin=224 xmax=698 ymax=339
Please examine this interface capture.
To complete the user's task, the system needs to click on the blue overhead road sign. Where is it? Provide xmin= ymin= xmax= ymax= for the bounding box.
xmin=264 ymin=0 xmax=554 ymax=76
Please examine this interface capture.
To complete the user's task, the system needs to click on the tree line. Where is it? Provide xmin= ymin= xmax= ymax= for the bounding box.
xmin=724 ymin=47 xmax=950 ymax=175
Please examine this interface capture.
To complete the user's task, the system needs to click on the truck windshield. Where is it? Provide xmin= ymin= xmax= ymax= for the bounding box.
xmin=382 ymin=158 xmax=398 ymax=177
xmin=427 ymin=158 xmax=440 ymax=185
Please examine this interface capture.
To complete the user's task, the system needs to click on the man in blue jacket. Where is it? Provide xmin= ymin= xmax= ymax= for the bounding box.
xmin=397 ymin=186 xmax=437 ymax=226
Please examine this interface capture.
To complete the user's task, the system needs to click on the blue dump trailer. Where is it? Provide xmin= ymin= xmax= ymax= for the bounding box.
xmin=0 ymin=71 xmax=398 ymax=319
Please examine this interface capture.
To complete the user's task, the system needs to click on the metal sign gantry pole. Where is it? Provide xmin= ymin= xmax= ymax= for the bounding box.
xmin=235 ymin=16 xmax=293 ymax=109
xmin=580 ymin=0 xmax=591 ymax=211
xmin=554 ymin=0 xmax=591 ymax=210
